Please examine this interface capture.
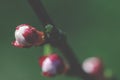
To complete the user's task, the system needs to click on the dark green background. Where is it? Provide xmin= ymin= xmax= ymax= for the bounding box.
xmin=0 ymin=0 xmax=120 ymax=80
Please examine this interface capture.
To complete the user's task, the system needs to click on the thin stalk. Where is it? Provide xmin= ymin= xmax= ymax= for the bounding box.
xmin=43 ymin=43 xmax=53 ymax=55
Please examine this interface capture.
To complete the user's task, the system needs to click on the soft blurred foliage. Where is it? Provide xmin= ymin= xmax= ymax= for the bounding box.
xmin=0 ymin=0 xmax=120 ymax=80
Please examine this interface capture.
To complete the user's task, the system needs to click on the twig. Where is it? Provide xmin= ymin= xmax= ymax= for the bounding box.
xmin=28 ymin=0 xmax=54 ymax=27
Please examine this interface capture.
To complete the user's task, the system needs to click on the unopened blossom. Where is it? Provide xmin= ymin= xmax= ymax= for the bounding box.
xmin=12 ymin=24 xmax=45 ymax=48
xmin=82 ymin=57 xmax=103 ymax=76
xmin=39 ymin=54 xmax=66 ymax=77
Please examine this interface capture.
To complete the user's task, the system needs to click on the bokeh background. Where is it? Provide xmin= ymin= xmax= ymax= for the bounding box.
xmin=0 ymin=0 xmax=120 ymax=80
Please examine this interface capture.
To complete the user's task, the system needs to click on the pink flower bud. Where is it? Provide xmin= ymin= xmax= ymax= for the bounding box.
xmin=39 ymin=54 xmax=65 ymax=77
xmin=12 ymin=24 xmax=45 ymax=48
xmin=82 ymin=57 xmax=103 ymax=76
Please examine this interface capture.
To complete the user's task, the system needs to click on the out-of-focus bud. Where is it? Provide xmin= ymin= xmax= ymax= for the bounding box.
xmin=39 ymin=54 xmax=66 ymax=77
xmin=82 ymin=57 xmax=103 ymax=76
xmin=12 ymin=24 xmax=45 ymax=48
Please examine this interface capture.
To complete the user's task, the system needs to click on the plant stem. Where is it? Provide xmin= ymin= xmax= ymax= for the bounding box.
xmin=28 ymin=0 xmax=96 ymax=80
xmin=43 ymin=43 xmax=53 ymax=55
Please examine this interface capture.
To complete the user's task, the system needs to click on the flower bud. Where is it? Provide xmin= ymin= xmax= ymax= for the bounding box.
xmin=12 ymin=24 xmax=45 ymax=48
xmin=82 ymin=57 xmax=103 ymax=76
xmin=39 ymin=54 xmax=65 ymax=77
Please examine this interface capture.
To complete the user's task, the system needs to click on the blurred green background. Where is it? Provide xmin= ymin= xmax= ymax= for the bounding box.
xmin=0 ymin=0 xmax=120 ymax=80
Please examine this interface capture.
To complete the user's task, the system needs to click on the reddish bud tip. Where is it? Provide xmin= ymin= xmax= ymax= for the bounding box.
xmin=39 ymin=56 xmax=47 ymax=67
xmin=42 ymin=72 xmax=54 ymax=77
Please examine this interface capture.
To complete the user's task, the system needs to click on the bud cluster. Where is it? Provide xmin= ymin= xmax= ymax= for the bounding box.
xmin=12 ymin=24 xmax=67 ymax=77
xmin=12 ymin=24 xmax=105 ymax=79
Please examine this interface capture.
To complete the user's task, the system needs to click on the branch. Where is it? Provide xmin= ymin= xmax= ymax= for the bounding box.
xmin=28 ymin=0 xmax=54 ymax=26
